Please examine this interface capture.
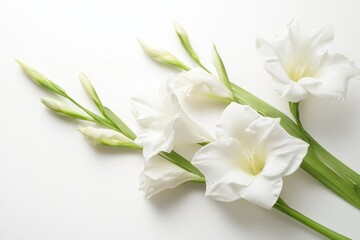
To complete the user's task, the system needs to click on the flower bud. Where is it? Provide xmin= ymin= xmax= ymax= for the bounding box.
xmin=79 ymin=73 xmax=102 ymax=109
xmin=78 ymin=126 xmax=141 ymax=149
xmin=41 ymin=97 xmax=91 ymax=121
xmin=173 ymin=21 xmax=199 ymax=62
xmin=16 ymin=60 xmax=65 ymax=96
xmin=138 ymin=39 xmax=190 ymax=71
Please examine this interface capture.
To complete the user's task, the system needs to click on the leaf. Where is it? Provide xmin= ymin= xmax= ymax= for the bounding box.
xmin=212 ymin=45 xmax=235 ymax=100
xmin=160 ymin=151 xmax=204 ymax=179
xmin=103 ymin=106 xmax=136 ymax=140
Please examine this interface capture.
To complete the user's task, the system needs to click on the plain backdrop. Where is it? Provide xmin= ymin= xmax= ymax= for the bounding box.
xmin=1 ymin=0 xmax=360 ymax=239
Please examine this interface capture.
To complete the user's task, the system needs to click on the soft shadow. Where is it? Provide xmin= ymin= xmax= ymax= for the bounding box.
xmin=182 ymin=97 xmax=229 ymax=116
xmin=147 ymin=182 xmax=205 ymax=211
xmin=302 ymin=97 xmax=352 ymax=136
xmin=91 ymin=144 xmax=140 ymax=157
xmin=43 ymin=108 xmax=87 ymax=126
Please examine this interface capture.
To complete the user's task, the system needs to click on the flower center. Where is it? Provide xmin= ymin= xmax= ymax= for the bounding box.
xmin=243 ymin=147 xmax=265 ymax=176
xmin=286 ymin=57 xmax=315 ymax=82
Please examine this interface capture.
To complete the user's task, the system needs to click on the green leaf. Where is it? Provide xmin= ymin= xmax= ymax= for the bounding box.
xmin=306 ymin=132 xmax=360 ymax=187
xmin=103 ymin=106 xmax=136 ymax=140
xmin=160 ymin=151 xmax=204 ymax=179
xmin=212 ymin=45 xmax=235 ymax=100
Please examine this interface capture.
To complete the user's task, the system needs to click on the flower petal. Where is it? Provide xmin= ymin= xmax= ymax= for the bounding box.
xmin=192 ymin=138 xmax=255 ymax=202
xmin=130 ymin=83 xmax=174 ymax=129
xmin=241 ymin=175 xmax=283 ymax=209
xmin=288 ymin=19 xmax=334 ymax=58
xmin=246 ymin=117 xmax=309 ymax=177
xmin=255 ymin=37 xmax=291 ymax=85
xmin=173 ymin=113 xmax=214 ymax=144
xmin=215 ymin=102 xmax=259 ymax=142
xmin=135 ymin=123 xmax=175 ymax=159
xmin=169 ymin=68 xmax=232 ymax=102
xmin=256 ymin=38 xmax=309 ymax=102
xmin=139 ymin=155 xmax=198 ymax=198
xmin=299 ymin=53 xmax=360 ymax=101
xmin=131 ymin=79 xmax=213 ymax=159
xmin=256 ymin=20 xmax=341 ymax=102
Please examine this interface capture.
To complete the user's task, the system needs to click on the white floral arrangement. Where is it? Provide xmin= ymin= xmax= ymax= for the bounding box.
xmin=18 ymin=20 xmax=360 ymax=239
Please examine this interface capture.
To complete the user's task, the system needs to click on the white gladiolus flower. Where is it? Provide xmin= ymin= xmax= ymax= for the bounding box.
xmin=139 ymin=155 xmax=199 ymax=198
xmin=256 ymin=19 xmax=360 ymax=102
xmin=192 ymin=103 xmax=309 ymax=209
xmin=78 ymin=126 xmax=139 ymax=148
xmin=169 ymin=68 xmax=233 ymax=103
xmin=131 ymin=79 xmax=213 ymax=160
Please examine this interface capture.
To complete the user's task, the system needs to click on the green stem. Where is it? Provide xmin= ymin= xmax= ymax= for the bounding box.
xmin=274 ymin=198 xmax=350 ymax=240
xmin=64 ymin=94 xmax=117 ymax=131
xmin=289 ymin=102 xmax=357 ymax=190
xmin=289 ymin=102 xmax=309 ymax=142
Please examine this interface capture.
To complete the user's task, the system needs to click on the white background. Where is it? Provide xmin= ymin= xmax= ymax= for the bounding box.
xmin=1 ymin=0 xmax=360 ymax=239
